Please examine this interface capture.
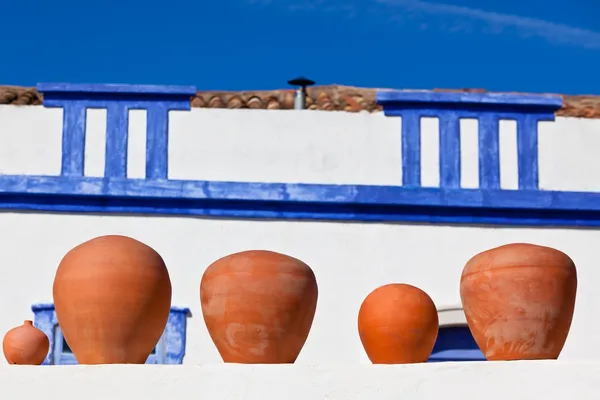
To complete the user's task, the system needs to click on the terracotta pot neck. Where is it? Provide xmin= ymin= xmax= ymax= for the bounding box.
xmin=24 ymin=320 xmax=33 ymax=326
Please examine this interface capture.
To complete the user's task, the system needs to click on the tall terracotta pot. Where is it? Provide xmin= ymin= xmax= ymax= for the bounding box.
xmin=200 ymin=250 xmax=318 ymax=363
xmin=53 ymin=235 xmax=172 ymax=364
xmin=358 ymin=284 xmax=439 ymax=364
xmin=3 ymin=320 xmax=49 ymax=365
xmin=460 ymin=243 xmax=577 ymax=361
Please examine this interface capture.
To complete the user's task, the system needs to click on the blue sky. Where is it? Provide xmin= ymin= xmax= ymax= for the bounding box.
xmin=1 ymin=0 xmax=598 ymax=94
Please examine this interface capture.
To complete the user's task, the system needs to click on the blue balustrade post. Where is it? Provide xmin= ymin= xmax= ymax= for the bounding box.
xmin=146 ymin=103 xmax=170 ymax=180
xmin=400 ymin=111 xmax=422 ymax=187
xmin=377 ymin=90 xmax=563 ymax=191
xmin=37 ymin=83 xmax=197 ymax=180
xmin=104 ymin=102 xmax=130 ymax=178
xmin=438 ymin=112 xmax=461 ymax=189
xmin=516 ymin=114 xmax=545 ymax=190
xmin=377 ymin=99 xmax=422 ymax=187
xmin=478 ymin=113 xmax=501 ymax=189
xmin=56 ymin=102 xmax=87 ymax=177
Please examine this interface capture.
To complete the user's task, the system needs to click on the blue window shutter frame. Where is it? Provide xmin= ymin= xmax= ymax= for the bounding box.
xmin=53 ymin=327 xmax=77 ymax=365
xmin=164 ymin=306 xmax=190 ymax=364
xmin=30 ymin=304 xmax=56 ymax=365
xmin=31 ymin=303 xmax=190 ymax=365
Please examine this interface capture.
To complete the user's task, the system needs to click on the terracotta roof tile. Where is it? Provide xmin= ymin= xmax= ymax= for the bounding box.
xmin=0 ymin=86 xmax=42 ymax=106
xmin=1 ymin=84 xmax=599 ymax=118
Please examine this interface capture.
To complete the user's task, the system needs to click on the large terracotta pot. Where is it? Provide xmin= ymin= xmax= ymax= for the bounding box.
xmin=200 ymin=250 xmax=318 ymax=363
xmin=3 ymin=320 xmax=49 ymax=365
xmin=53 ymin=235 xmax=172 ymax=364
xmin=460 ymin=243 xmax=577 ymax=361
xmin=358 ymin=284 xmax=439 ymax=364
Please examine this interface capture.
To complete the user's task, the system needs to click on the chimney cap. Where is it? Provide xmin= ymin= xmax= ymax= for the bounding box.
xmin=287 ymin=76 xmax=316 ymax=87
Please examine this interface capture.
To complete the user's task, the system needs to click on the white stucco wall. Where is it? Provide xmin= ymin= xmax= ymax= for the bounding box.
xmin=2 ymin=362 xmax=599 ymax=399
xmin=0 ymin=105 xmax=600 ymax=365
xmin=2 ymin=105 xmax=600 ymax=191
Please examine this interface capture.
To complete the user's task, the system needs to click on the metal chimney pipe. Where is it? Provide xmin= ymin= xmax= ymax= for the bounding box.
xmin=287 ymin=77 xmax=316 ymax=110
xmin=294 ymin=88 xmax=306 ymax=110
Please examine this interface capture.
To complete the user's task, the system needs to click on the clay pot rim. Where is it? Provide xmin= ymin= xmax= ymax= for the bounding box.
xmin=209 ymin=249 xmax=306 ymax=261
xmin=462 ymin=243 xmax=575 ymax=277
xmin=204 ymin=249 xmax=313 ymax=276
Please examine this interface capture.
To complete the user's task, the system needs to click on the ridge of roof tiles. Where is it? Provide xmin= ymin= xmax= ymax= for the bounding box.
xmin=0 ymin=84 xmax=598 ymax=118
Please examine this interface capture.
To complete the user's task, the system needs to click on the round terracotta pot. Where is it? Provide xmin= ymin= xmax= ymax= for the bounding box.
xmin=3 ymin=320 xmax=49 ymax=365
xmin=358 ymin=283 xmax=439 ymax=364
xmin=200 ymin=250 xmax=318 ymax=363
xmin=460 ymin=243 xmax=577 ymax=361
xmin=53 ymin=235 xmax=172 ymax=364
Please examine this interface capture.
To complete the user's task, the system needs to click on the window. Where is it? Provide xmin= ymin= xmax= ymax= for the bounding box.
xmin=31 ymin=304 xmax=190 ymax=365
xmin=428 ymin=325 xmax=486 ymax=362
xmin=427 ymin=306 xmax=486 ymax=362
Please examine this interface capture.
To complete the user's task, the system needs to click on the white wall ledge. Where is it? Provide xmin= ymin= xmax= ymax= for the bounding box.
xmin=4 ymin=361 xmax=599 ymax=399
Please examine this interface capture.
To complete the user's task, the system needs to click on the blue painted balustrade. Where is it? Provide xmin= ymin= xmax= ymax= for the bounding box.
xmin=0 ymin=83 xmax=599 ymax=226
xmin=377 ymin=90 xmax=562 ymax=190
xmin=38 ymin=83 xmax=196 ymax=180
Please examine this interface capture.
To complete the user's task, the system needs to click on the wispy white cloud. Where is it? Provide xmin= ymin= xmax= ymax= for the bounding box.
xmin=250 ymin=0 xmax=600 ymax=50
xmin=248 ymin=0 xmax=359 ymax=17
xmin=378 ymin=0 xmax=600 ymax=49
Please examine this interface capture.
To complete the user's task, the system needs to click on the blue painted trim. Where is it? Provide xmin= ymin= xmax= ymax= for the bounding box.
xmin=428 ymin=325 xmax=486 ymax=362
xmin=53 ymin=327 xmax=77 ymax=365
xmin=60 ymin=103 xmax=87 ymax=177
xmin=5 ymin=176 xmax=600 ymax=226
xmin=517 ymin=114 xmax=540 ymax=190
xmin=1 ymin=84 xmax=592 ymax=229
xmin=164 ymin=307 xmax=191 ymax=364
xmin=37 ymin=82 xmax=196 ymax=181
xmin=146 ymin=104 xmax=170 ymax=179
xmin=105 ymin=103 xmax=129 ymax=178
xmin=37 ymin=83 xmax=197 ymax=96
xmin=401 ymin=111 xmax=421 ymax=186
xmin=377 ymin=90 xmax=561 ymax=193
xmin=31 ymin=304 xmax=56 ymax=312
xmin=439 ymin=113 xmax=461 ymax=189
xmin=381 ymin=109 xmax=558 ymax=121
xmin=428 ymin=349 xmax=486 ymax=362
xmin=170 ymin=306 xmax=192 ymax=314
xmin=31 ymin=304 xmax=190 ymax=365
xmin=377 ymin=90 xmax=563 ymax=111
xmin=31 ymin=304 xmax=57 ymax=365
xmin=5 ymin=175 xmax=600 ymax=210
xmin=478 ymin=114 xmax=500 ymax=190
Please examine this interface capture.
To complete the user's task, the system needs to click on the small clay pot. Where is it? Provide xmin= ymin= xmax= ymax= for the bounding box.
xmin=53 ymin=235 xmax=172 ymax=364
xmin=460 ymin=243 xmax=577 ymax=361
xmin=200 ymin=250 xmax=318 ymax=363
xmin=3 ymin=320 xmax=49 ymax=365
xmin=358 ymin=284 xmax=439 ymax=364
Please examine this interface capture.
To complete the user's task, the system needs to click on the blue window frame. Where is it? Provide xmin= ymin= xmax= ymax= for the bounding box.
xmin=31 ymin=304 xmax=190 ymax=365
xmin=428 ymin=326 xmax=486 ymax=362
